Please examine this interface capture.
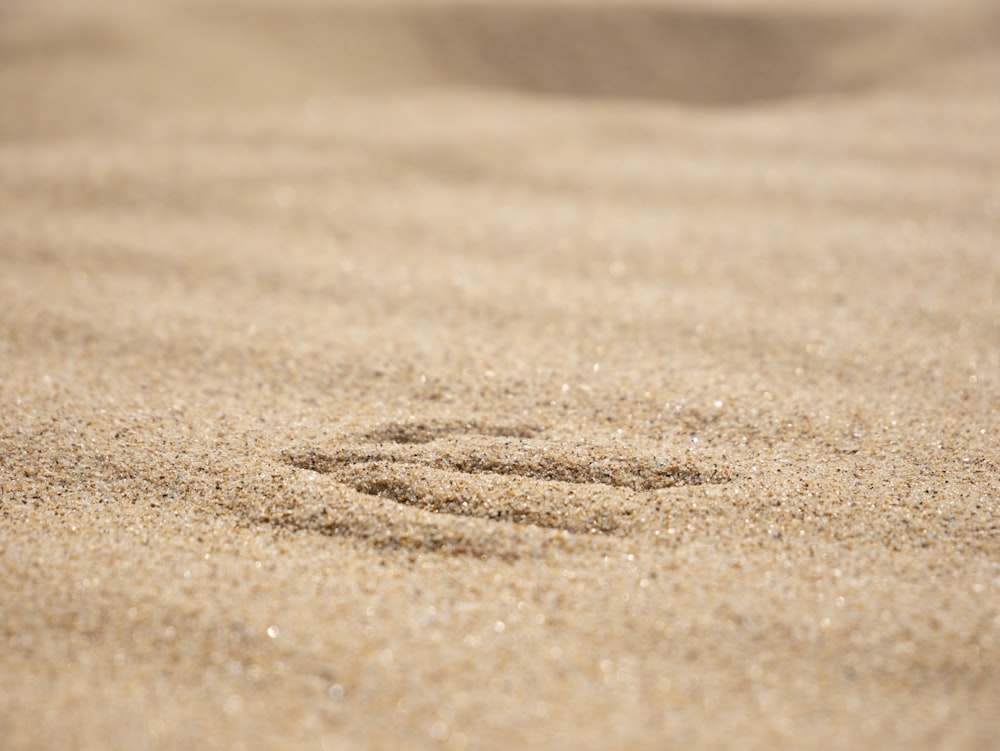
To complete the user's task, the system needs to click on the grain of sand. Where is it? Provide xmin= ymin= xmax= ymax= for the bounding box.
xmin=1 ymin=0 xmax=999 ymax=748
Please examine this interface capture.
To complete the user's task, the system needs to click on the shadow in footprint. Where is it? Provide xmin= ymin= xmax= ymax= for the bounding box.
xmin=362 ymin=419 xmax=542 ymax=445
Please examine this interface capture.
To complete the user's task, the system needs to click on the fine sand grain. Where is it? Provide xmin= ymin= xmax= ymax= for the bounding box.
xmin=2 ymin=0 xmax=999 ymax=748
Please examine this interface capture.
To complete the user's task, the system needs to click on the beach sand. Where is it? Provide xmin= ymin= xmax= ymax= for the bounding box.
xmin=1 ymin=0 xmax=999 ymax=748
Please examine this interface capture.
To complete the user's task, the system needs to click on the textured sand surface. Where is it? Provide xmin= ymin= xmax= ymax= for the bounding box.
xmin=2 ymin=1 xmax=999 ymax=748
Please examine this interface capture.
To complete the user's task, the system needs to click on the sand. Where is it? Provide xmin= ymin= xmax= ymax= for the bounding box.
xmin=1 ymin=0 xmax=999 ymax=748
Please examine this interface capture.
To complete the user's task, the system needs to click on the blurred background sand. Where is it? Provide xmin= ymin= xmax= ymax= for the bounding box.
xmin=1 ymin=1 xmax=999 ymax=749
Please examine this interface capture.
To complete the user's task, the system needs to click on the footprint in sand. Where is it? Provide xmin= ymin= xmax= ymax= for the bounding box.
xmin=280 ymin=421 xmax=730 ymax=543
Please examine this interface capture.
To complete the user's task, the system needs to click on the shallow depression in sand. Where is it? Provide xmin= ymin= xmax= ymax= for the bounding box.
xmin=281 ymin=420 xmax=731 ymax=537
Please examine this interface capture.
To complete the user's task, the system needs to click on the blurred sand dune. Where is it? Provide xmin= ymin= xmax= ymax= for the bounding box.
xmin=3 ymin=1 xmax=1000 ymax=137
xmin=214 ymin=3 xmax=1000 ymax=103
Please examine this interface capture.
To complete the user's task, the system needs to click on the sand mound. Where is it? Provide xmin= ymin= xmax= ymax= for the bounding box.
xmin=197 ymin=2 xmax=1000 ymax=104
xmin=3 ymin=1 xmax=1000 ymax=127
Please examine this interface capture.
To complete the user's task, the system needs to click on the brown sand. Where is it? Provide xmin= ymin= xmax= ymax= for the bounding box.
xmin=2 ymin=0 xmax=999 ymax=748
